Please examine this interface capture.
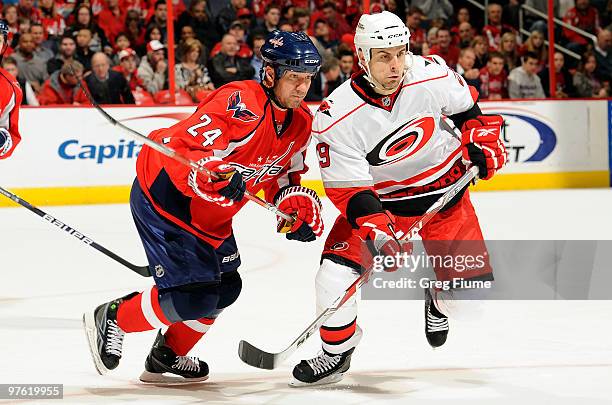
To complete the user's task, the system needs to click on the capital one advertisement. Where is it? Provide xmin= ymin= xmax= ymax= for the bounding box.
xmin=0 ymin=100 xmax=609 ymax=199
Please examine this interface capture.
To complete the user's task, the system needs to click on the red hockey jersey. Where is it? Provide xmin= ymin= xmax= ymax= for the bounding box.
xmin=136 ymin=80 xmax=313 ymax=247
xmin=0 ymin=67 xmax=23 ymax=159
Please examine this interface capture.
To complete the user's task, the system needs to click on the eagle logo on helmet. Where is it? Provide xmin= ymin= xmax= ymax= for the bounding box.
xmin=227 ymin=91 xmax=259 ymax=122
xmin=269 ymin=37 xmax=284 ymax=48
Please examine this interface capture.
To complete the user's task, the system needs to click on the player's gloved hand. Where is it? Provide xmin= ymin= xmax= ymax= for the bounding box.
xmin=0 ymin=128 xmax=13 ymax=158
xmin=356 ymin=211 xmax=403 ymax=261
xmin=189 ymin=156 xmax=246 ymax=206
xmin=460 ymin=114 xmax=508 ymax=180
xmin=275 ymin=186 xmax=323 ymax=242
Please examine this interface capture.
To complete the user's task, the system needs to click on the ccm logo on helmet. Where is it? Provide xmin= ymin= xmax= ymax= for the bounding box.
xmin=387 ymin=33 xmax=403 ymax=38
xmin=305 ymin=59 xmax=319 ymax=64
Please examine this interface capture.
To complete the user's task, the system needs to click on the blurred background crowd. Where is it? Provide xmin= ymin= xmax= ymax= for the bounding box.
xmin=1 ymin=0 xmax=610 ymax=105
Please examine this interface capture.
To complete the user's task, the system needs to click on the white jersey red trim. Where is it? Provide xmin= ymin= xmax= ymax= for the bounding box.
xmin=312 ymin=55 xmax=476 ymax=217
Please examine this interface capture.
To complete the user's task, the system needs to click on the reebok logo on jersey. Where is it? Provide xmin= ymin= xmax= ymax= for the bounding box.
xmin=227 ymin=91 xmax=259 ymax=122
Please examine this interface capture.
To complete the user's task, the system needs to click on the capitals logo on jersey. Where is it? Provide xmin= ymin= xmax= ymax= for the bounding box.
xmin=366 ymin=115 xmax=436 ymax=166
xmin=227 ymin=91 xmax=259 ymax=122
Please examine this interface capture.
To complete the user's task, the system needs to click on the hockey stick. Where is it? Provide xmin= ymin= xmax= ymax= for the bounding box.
xmin=72 ymin=74 xmax=294 ymax=223
xmin=0 ymin=186 xmax=151 ymax=277
xmin=238 ymin=166 xmax=480 ymax=369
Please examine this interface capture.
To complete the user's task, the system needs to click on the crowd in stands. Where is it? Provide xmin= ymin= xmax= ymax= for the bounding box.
xmin=1 ymin=0 xmax=610 ymax=105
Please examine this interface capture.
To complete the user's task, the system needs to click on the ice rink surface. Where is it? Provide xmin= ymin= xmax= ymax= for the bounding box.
xmin=1 ymin=188 xmax=612 ymax=404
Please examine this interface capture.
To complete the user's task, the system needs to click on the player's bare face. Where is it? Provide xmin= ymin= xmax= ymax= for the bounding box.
xmin=275 ymin=71 xmax=313 ymax=109
xmin=369 ymin=45 xmax=406 ymax=95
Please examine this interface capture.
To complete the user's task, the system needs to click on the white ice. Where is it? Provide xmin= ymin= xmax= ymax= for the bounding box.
xmin=1 ymin=189 xmax=612 ymax=404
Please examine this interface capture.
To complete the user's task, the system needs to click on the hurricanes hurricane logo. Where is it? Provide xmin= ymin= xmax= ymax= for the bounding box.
xmin=227 ymin=91 xmax=259 ymax=122
xmin=366 ymin=116 xmax=436 ymax=166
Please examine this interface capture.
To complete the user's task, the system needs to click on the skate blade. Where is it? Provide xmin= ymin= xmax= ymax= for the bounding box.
xmin=82 ymin=312 xmax=110 ymax=376
xmin=288 ymin=373 xmax=345 ymax=388
xmin=139 ymin=370 xmax=209 ymax=386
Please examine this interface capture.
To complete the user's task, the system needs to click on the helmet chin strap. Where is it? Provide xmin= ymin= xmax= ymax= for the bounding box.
xmin=261 ymin=64 xmax=289 ymax=110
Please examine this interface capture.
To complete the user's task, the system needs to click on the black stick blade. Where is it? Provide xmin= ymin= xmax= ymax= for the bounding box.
xmin=238 ymin=340 xmax=276 ymax=370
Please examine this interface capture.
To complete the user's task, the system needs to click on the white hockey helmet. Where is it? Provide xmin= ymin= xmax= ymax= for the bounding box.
xmin=354 ymin=11 xmax=410 ymax=75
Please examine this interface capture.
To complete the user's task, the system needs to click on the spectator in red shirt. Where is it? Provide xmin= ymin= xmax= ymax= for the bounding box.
xmin=39 ymin=0 xmax=66 ymax=38
xmin=2 ymin=5 xmax=20 ymax=48
xmin=428 ymin=28 xmax=460 ymax=69
xmin=451 ymin=7 xmax=474 ymax=44
xmin=406 ymin=6 xmax=426 ymax=55
xmin=112 ymin=47 xmax=144 ymax=91
xmin=97 ymin=0 xmax=125 ymax=44
xmin=123 ymin=10 xmax=145 ymax=54
xmin=563 ymin=0 xmax=601 ymax=50
xmin=235 ymin=7 xmax=254 ymax=34
xmin=320 ymin=1 xmax=351 ymax=41
xmin=479 ymin=51 xmax=508 ymax=100
xmin=455 ymin=22 xmax=475 ymax=49
xmin=210 ymin=21 xmax=253 ymax=59
xmin=17 ymin=0 xmax=41 ymax=24
xmin=119 ymin=0 xmax=149 ymax=19
xmin=482 ymin=3 xmax=517 ymax=50
xmin=38 ymin=59 xmax=88 ymax=105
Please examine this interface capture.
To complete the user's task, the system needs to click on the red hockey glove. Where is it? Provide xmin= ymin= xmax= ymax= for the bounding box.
xmin=188 ymin=156 xmax=246 ymax=206
xmin=275 ymin=186 xmax=323 ymax=242
xmin=461 ymin=114 xmax=508 ymax=180
xmin=355 ymin=211 xmax=405 ymax=263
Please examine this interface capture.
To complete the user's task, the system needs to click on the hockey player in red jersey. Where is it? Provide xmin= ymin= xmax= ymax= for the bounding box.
xmin=83 ymin=31 xmax=324 ymax=384
xmin=0 ymin=20 xmax=23 ymax=160
xmin=290 ymin=11 xmax=507 ymax=386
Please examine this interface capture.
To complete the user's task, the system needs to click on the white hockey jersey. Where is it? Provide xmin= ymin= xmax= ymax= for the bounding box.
xmin=312 ymin=54 xmax=479 ymax=217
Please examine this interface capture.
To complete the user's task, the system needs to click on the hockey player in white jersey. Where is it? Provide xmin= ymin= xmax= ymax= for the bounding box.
xmin=290 ymin=11 xmax=507 ymax=386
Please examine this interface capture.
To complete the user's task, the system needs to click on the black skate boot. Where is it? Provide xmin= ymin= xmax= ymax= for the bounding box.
xmin=83 ymin=292 xmax=137 ymax=374
xmin=290 ymin=348 xmax=355 ymax=387
xmin=139 ymin=331 xmax=209 ymax=385
xmin=425 ymin=288 xmax=449 ymax=348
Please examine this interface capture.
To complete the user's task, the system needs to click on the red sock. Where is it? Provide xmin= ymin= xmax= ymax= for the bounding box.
xmin=117 ymin=285 xmax=171 ymax=333
xmin=164 ymin=318 xmax=216 ymax=356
